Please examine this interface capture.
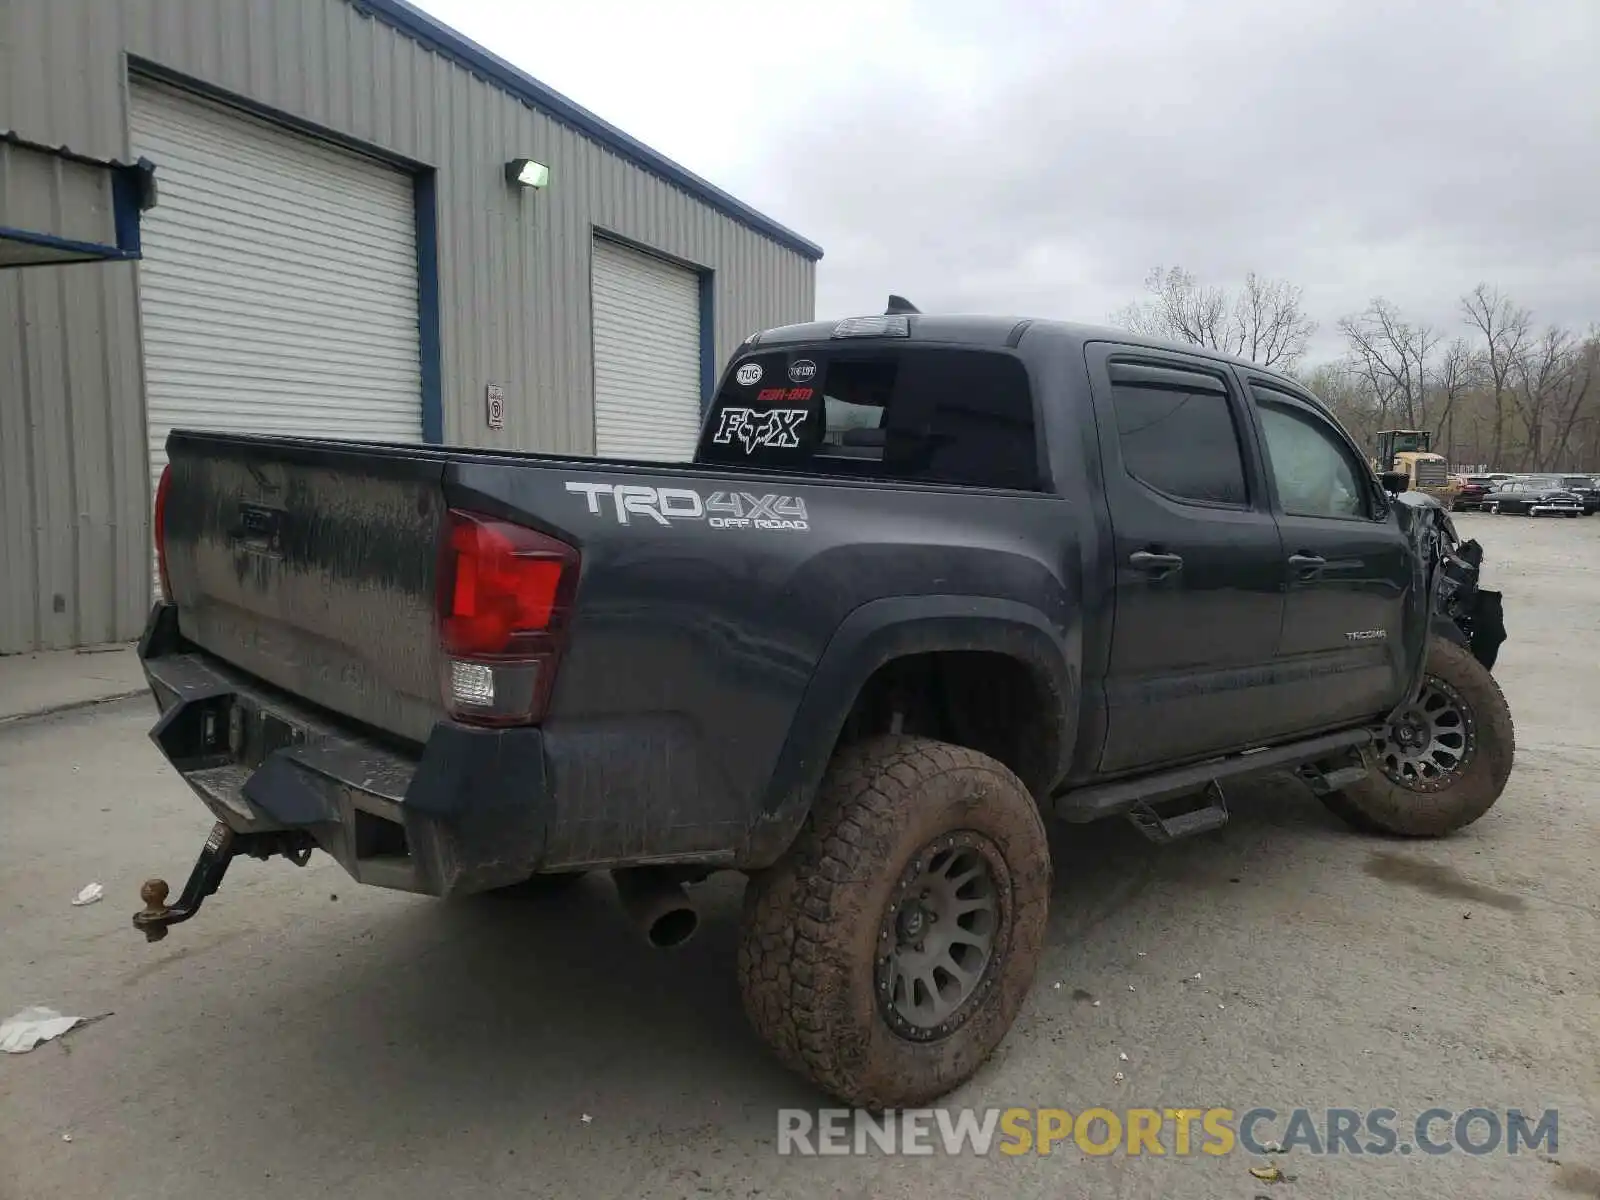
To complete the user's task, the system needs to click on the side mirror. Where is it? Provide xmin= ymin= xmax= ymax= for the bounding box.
xmin=1379 ymin=471 xmax=1409 ymax=495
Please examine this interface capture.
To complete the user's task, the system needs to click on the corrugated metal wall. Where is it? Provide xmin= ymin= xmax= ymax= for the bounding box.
xmin=0 ymin=0 xmax=816 ymax=653
xmin=0 ymin=140 xmax=122 ymax=247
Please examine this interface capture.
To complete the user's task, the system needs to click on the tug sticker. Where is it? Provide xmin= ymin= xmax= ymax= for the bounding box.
xmin=734 ymin=362 xmax=764 ymax=386
xmin=788 ymin=359 xmax=818 ymax=383
xmin=565 ymin=482 xmax=809 ymax=531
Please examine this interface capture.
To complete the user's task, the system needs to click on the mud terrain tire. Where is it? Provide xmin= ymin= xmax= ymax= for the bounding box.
xmin=1322 ymin=637 xmax=1515 ymax=837
xmin=738 ymin=735 xmax=1050 ymax=1108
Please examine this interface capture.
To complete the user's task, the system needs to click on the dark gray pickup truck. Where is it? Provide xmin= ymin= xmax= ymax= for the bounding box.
xmin=134 ymin=308 xmax=1512 ymax=1108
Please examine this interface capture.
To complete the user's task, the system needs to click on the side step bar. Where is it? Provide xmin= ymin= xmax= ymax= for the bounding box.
xmin=1128 ymin=781 xmax=1230 ymax=844
xmin=1053 ymin=728 xmax=1374 ymax=826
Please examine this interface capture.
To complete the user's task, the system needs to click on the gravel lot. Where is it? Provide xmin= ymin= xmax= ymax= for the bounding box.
xmin=2 ymin=512 xmax=1597 ymax=1200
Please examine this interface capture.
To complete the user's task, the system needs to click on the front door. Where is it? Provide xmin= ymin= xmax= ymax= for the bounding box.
xmin=1086 ymin=346 xmax=1287 ymax=773
xmin=1246 ymin=380 xmax=1413 ymax=732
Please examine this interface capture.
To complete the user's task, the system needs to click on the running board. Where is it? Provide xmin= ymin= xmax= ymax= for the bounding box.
xmin=1128 ymin=781 xmax=1229 ymax=844
xmin=1295 ymin=760 xmax=1370 ymax=796
xmin=1054 ymin=729 xmax=1374 ymax=824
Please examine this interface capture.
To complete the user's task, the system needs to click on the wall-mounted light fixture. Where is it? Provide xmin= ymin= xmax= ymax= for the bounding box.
xmin=504 ymin=158 xmax=550 ymax=190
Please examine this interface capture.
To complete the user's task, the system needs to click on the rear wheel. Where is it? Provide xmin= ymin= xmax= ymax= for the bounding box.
xmin=1486 ymin=502 xmax=1500 ymax=514
xmin=1321 ymin=638 xmax=1514 ymax=837
xmin=738 ymin=735 xmax=1050 ymax=1108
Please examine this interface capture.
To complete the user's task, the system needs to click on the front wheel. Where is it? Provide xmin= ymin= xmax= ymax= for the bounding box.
xmin=1321 ymin=638 xmax=1515 ymax=837
xmin=738 ymin=736 xmax=1050 ymax=1108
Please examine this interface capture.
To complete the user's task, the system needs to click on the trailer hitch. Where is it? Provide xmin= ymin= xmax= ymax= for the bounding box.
xmin=133 ymin=821 xmax=315 ymax=942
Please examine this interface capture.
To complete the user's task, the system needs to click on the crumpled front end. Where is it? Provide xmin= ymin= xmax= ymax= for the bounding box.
xmin=1395 ymin=491 xmax=1507 ymax=672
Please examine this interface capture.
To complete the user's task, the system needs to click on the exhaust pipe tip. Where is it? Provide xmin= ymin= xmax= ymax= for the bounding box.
xmin=611 ymin=867 xmax=699 ymax=949
xmin=646 ymin=905 xmax=698 ymax=949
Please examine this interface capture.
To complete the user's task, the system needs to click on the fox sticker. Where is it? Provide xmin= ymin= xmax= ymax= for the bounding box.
xmin=712 ymin=407 xmax=809 ymax=453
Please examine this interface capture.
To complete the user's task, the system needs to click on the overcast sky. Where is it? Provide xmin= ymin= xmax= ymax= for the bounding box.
xmin=418 ymin=0 xmax=1598 ymax=363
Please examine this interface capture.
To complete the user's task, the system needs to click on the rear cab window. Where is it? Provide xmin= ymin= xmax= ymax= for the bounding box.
xmin=1105 ymin=361 xmax=1249 ymax=506
xmin=697 ymin=345 xmax=1042 ymax=491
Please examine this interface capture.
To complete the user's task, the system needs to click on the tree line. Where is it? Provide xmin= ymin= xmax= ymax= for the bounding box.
xmin=1112 ymin=267 xmax=1600 ymax=473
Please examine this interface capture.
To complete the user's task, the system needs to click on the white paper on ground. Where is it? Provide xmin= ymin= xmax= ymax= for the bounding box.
xmin=0 ymin=1007 xmax=85 ymax=1054
xmin=72 ymin=883 xmax=105 ymax=906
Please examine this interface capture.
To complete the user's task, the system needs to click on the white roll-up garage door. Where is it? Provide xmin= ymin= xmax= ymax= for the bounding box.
xmin=131 ymin=82 xmax=423 ymax=589
xmin=591 ymin=237 xmax=703 ymax=461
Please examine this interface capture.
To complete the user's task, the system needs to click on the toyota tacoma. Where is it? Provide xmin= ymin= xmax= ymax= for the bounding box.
xmin=133 ymin=305 xmax=1512 ymax=1108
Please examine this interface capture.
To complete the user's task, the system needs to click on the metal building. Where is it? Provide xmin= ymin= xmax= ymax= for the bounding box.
xmin=0 ymin=0 xmax=821 ymax=655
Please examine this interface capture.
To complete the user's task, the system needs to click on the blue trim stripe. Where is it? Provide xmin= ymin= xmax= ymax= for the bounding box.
xmin=0 ymin=225 xmax=139 ymax=266
xmin=698 ymin=270 xmax=716 ymax=412
xmin=110 ymin=165 xmax=143 ymax=255
xmin=413 ymin=170 xmax=444 ymax=443
xmin=355 ymin=0 xmax=823 ymax=262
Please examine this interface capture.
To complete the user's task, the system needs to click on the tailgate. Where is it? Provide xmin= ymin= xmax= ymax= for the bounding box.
xmin=160 ymin=432 xmax=447 ymax=744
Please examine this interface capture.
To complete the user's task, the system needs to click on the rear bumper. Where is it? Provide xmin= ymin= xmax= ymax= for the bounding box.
xmin=139 ymin=605 xmax=550 ymax=897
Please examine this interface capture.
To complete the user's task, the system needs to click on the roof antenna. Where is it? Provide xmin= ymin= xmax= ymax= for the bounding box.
xmin=885 ymin=294 xmax=920 ymax=315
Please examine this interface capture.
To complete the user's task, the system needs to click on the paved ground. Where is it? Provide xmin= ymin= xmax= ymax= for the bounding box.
xmin=0 ymin=645 xmax=143 ymax=724
xmin=2 ymin=512 xmax=1597 ymax=1200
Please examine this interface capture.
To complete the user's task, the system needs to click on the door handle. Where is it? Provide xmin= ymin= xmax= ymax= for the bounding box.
xmin=1129 ymin=550 xmax=1184 ymax=577
xmin=1287 ymin=552 xmax=1327 ymax=579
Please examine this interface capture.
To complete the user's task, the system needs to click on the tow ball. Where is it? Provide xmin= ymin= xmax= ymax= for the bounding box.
xmin=133 ymin=821 xmax=315 ymax=942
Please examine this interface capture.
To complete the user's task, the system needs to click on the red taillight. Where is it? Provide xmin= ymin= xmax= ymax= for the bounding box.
xmin=154 ymin=463 xmax=174 ymax=601
xmin=436 ymin=509 xmax=580 ymax=726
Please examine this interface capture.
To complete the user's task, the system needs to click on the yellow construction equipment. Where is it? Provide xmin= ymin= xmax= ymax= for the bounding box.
xmin=1371 ymin=430 xmax=1458 ymax=504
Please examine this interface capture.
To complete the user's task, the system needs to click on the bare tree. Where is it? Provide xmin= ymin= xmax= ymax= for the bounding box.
xmin=1115 ymin=274 xmax=1600 ymax=471
xmin=1111 ymin=266 xmax=1316 ymax=368
xmin=1546 ymin=332 xmax=1599 ymax=470
xmin=1460 ymin=285 xmax=1530 ymax=468
xmin=1337 ymin=299 xmax=1440 ymax=430
xmin=1294 ymin=361 xmax=1380 ymax=446
xmin=1432 ymin=337 xmax=1480 ymax=465
xmin=1509 ymin=325 xmax=1584 ymax=470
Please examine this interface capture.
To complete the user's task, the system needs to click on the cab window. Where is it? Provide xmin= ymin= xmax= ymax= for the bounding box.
xmin=1253 ymin=388 xmax=1369 ymax=519
xmin=699 ymin=346 xmax=1040 ymax=490
xmin=1108 ymin=372 xmax=1249 ymax=507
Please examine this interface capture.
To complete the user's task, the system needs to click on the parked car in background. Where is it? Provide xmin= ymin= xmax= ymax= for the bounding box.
xmin=1553 ymin=475 xmax=1600 ymax=515
xmin=1508 ymin=475 xmax=1598 ymax=515
xmin=1483 ymin=478 xmax=1585 ymax=517
xmin=1449 ymin=475 xmax=1498 ymax=511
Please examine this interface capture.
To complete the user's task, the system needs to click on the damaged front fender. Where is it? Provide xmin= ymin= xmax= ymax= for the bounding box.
xmin=1394 ymin=490 xmax=1507 ymax=674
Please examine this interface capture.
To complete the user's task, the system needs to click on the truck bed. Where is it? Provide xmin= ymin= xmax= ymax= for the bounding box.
xmin=155 ymin=429 xmax=1081 ymax=874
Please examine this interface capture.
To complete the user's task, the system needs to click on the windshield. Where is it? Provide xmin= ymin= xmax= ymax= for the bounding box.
xmin=1389 ymin=432 xmax=1428 ymax=453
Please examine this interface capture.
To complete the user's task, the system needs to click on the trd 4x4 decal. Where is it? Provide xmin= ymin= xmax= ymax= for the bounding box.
xmin=565 ymin=482 xmax=810 ymax=531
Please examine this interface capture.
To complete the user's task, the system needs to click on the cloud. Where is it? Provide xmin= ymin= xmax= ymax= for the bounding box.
xmin=423 ymin=0 xmax=1600 ymax=360
xmin=746 ymin=0 xmax=1600 ymax=356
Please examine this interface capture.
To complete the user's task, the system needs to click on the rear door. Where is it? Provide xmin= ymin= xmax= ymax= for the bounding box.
xmin=1085 ymin=344 xmax=1286 ymax=773
xmin=1244 ymin=379 xmax=1412 ymax=731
